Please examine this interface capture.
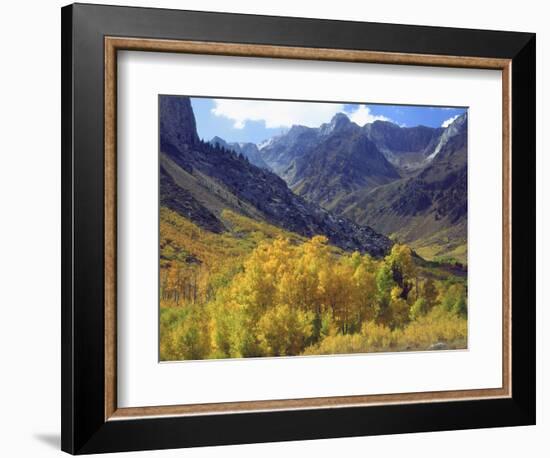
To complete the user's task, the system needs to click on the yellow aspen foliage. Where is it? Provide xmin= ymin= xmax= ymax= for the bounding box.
xmin=351 ymin=261 xmax=378 ymax=325
xmin=390 ymin=285 xmax=403 ymax=302
xmin=389 ymin=296 xmax=410 ymax=329
xmin=159 ymin=208 xmax=467 ymax=360
xmin=257 ymin=304 xmax=314 ymax=356
xmin=422 ymin=278 xmax=438 ymax=310
xmin=388 ymin=244 xmax=417 ymax=277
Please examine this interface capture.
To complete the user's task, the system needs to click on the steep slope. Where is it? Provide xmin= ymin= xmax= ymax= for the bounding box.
xmin=159 ymin=95 xmax=391 ymax=256
xmin=424 ymin=113 xmax=467 ymax=162
xmin=209 ymin=136 xmax=270 ymax=170
xmin=289 ymin=114 xmax=400 ymax=210
xmin=160 ymin=166 xmax=225 ymax=234
xmin=259 ymin=113 xmax=401 ymax=210
xmin=363 ymin=121 xmax=444 ymax=173
xmin=259 ymin=125 xmax=321 ymax=177
xmin=339 ymin=113 xmax=468 ymax=261
xmin=259 ymin=115 xmax=448 ymax=193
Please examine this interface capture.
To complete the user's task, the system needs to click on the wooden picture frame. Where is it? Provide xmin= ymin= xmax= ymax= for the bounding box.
xmin=62 ymin=3 xmax=535 ymax=454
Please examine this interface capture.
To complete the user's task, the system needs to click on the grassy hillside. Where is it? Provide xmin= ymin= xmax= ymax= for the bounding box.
xmin=160 ymin=207 xmax=306 ymax=305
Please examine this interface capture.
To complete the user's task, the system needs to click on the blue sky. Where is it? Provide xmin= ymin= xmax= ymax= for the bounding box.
xmin=190 ymin=97 xmax=466 ymax=145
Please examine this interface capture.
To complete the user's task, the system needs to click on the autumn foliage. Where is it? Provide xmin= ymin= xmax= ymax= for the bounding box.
xmin=160 ymin=208 xmax=467 ymax=360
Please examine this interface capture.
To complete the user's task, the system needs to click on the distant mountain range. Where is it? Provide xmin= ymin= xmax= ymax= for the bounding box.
xmin=254 ymin=110 xmax=468 ymax=261
xmin=363 ymin=121 xmax=445 ymax=172
xmin=161 ymin=95 xmax=467 ymax=262
xmin=341 ymin=114 xmax=468 ymax=260
xmin=159 ymin=96 xmax=391 ymax=257
xmin=209 ymin=136 xmax=270 ymax=170
xmin=258 ymin=113 xmax=400 ymax=211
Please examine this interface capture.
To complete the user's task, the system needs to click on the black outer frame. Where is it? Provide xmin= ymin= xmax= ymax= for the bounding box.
xmin=61 ymin=3 xmax=536 ymax=454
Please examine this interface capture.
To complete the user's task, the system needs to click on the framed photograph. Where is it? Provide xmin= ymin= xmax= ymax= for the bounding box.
xmin=61 ymin=3 xmax=536 ymax=454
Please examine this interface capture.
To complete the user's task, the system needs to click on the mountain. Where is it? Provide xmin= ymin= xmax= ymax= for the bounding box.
xmin=363 ymin=121 xmax=444 ymax=173
xmin=209 ymin=136 xmax=270 ymax=170
xmin=159 ymin=95 xmax=391 ymax=257
xmin=259 ymin=125 xmax=321 ymax=177
xmin=259 ymin=113 xmax=400 ymax=210
xmin=424 ymin=114 xmax=467 ymax=162
xmin=256 ymin=110 xmax=467 ymax=261
xmin=288 ymin=114 xmax=401 ymax=210
xmin=339 ymin=113 xmax=468 ymax=261
xmin=259 ymin=115 xmax=449 ymax=188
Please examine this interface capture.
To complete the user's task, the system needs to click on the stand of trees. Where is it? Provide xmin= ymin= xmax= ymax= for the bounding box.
xmin=160 ymin=235 xmax=467 ymax=360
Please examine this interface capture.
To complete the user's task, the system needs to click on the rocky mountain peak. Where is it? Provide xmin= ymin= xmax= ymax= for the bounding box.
xmin=331 ymin=112 xmax=351 ymax=125
xmin=426 ymin=112 xmax=467 ymax=161
xmin=446 ymin=112 xmax=467 ymax=133
xmin=320 ymin=112 xmax=353 ymax=135
xmin=286 ymin=124 xmax=312 ymax=138
xmin=159 ymin=96 xmax=199 ymax=152
xmin=210 ymin=136 xmax=228 ymax=147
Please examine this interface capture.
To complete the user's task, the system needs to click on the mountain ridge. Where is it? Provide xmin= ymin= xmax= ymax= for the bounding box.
xmin=159 ymin=95 xmax=392 ymax=257
xmin=259 ymin=113 xmax=402 ymax=210
xmin=209 ymin=136 xmax=271 ymax=170
xmin=255 ymin=110 xmax=467 ymax=262
xmin=339 ymin=113 xmax=468 ymax=261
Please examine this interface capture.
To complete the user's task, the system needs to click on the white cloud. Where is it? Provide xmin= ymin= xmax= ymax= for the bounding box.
xmin=211 ymin=99 xmax=400 ymax=130
xmin=441 ymin=114 xmax=460 ymax=128
xmin=211 ymin=99 xmax=345 ymax=129
xmin=347 ymin=105 xmax=392 ymax=126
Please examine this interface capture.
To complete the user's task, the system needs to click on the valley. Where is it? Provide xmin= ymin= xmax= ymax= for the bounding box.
xmin=158 ymin=95 xmax=468 ymax=360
